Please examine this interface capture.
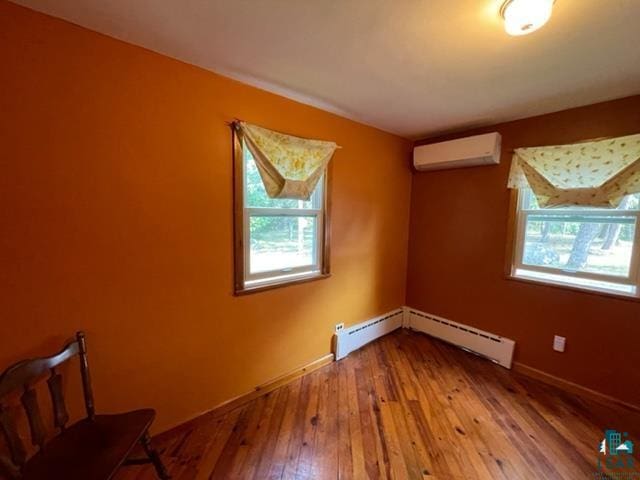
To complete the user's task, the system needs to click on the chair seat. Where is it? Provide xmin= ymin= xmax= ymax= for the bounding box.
xmin=22 ymin=409 xmax=156 ymax=480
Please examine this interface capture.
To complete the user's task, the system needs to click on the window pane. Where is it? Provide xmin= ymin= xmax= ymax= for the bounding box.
xmin=249 ymin=216 xmax=317 ymax=273
xmin=244 ymin=147 xmax=320 ymax=209
xmin=522 ymin=216 xmax=636 ymax=277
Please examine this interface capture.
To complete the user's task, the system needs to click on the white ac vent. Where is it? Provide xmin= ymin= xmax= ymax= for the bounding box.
xmin=334 ymin=309 xmax=403 ymax=360
xmin=413 ymin=132 xmax=501 ymax=171
xmin=405 ymin=308 xmax=515 ymax=369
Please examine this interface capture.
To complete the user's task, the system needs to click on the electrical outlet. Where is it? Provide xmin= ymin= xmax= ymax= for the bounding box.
xmin=553 ymin=335 xmax=566 ymax=352
xmin=335 ymin=323 xmax=345 ymax=333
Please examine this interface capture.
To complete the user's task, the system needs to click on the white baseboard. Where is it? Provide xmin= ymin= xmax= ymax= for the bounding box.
xmin=334 ymin=306 xmax=515 ymax=369
xmin=334 ymin=309 xmax=403 ymax=360
xmin=404 ymin=306 xmax=515 ymax=368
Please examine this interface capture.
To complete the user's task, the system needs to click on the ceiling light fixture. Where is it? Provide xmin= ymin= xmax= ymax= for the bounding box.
xmin=500 ymin=0 xmax=555 ymax=36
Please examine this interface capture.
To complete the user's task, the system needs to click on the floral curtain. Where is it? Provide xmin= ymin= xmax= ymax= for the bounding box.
xmin=508 ymin=134 xmax=640 ymax=208
xmin=236 ymin=122 xmax=339 ymax=200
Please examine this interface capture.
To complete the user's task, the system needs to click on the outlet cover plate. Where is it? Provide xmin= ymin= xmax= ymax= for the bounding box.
xmin=553 ymin=335 xmax=566 ymax=352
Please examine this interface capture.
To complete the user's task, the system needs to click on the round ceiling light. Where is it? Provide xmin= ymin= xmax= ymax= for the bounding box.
xmin=500 ymin=0 xmax=555 ymax=36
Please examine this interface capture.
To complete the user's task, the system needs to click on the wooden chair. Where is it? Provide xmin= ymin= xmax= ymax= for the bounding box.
xmin=0 ymin=332 xmax=171 ymax=479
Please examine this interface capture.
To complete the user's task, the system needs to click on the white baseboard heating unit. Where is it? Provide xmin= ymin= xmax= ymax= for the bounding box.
xmin=405 ymin=308 xmax=515 ymax=369
xmin=334 ymin=309 xmax=403 ymax=360
xmin=333 ymin=307 xmax=515 ymax=369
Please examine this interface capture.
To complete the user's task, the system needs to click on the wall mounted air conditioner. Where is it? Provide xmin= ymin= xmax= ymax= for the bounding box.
xmin=413 ymin=132 xmax=502 ymax=171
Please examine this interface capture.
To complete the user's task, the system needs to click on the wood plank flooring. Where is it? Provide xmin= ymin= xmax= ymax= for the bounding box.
xmin=117 ymin=329 xmax=640 ymax=479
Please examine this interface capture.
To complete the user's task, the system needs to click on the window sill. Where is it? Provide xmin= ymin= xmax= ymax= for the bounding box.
xmin=507 ymin=269 xmax=639 ymax=303
xmin=235 ymin=272 xmax=330 ymax=296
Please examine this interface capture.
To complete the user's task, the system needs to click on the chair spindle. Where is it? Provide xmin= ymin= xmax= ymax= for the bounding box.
xmin=47 ymin=368 xmax=69 ymax=430
xmin=0 ymin=403 xmax=27 ymax=468
xmin=21 ymin=387 xmax=46 ymax=450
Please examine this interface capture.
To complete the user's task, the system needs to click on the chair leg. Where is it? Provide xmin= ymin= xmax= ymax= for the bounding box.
xmin=141 ymin=431 xmax=171 ymax=480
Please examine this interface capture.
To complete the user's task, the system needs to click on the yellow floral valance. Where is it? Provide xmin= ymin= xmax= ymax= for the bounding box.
xmin=236 ymin=122 xmax=339 ymax=200
xmin=507 ymin=134 xmax=640 ymax=208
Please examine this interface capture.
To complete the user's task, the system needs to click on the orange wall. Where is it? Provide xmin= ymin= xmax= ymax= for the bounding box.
xmin=407 ymin=95 xmax=640 ymax=406
xmin=0 ymin=1 xmax=411 ymax=432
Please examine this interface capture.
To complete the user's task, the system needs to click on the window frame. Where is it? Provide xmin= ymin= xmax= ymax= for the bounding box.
xmin=507 ymin=189 xmax=640 ymax=299
xmin=233 ymin=129 xmax=331 ymax=295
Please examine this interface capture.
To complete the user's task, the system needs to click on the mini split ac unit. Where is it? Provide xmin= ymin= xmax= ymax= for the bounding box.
xmin=413 ymin=132 xmax=502 ymax=171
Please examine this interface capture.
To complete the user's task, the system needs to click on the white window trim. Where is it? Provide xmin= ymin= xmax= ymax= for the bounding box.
xmin=511 ymin=190 xmax=640 ymax=298
xmin=238 ymin=141 xmax=327 ymax=291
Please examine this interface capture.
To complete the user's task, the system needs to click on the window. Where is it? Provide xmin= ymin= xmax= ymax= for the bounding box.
xmin=511 ymin=189 xmax=640 ymax=297
xmin=233 ymin=139 xmax=329 ymax=294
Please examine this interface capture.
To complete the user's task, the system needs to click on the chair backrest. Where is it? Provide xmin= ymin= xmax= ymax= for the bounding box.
xmin=0 ymin=332 xmax=94 ymax=478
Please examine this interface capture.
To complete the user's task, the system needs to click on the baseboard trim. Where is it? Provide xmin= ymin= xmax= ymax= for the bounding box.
xmin=214 ymin=352 xmax=335 ymax=418
xmin=155 ymin=352 xmax=334 ymax=441
xmin=512 ymin=361 xmax=640 ymax=413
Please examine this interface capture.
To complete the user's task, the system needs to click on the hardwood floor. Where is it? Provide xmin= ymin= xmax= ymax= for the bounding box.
xmin=117 ymin=330 xmax=640 ymax=479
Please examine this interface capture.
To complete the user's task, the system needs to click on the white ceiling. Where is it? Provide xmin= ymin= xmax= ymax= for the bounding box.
xmin=12 ymin=0 xmax=640 ymax=138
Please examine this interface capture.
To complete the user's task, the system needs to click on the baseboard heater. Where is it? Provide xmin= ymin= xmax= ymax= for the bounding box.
xmin=405 ymin=308 xmax=515 ymax=369
xmin=334 ymin=309 xmax=403 ymax=360
xmin=333 ymin=307 xmax=515 ymax=369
